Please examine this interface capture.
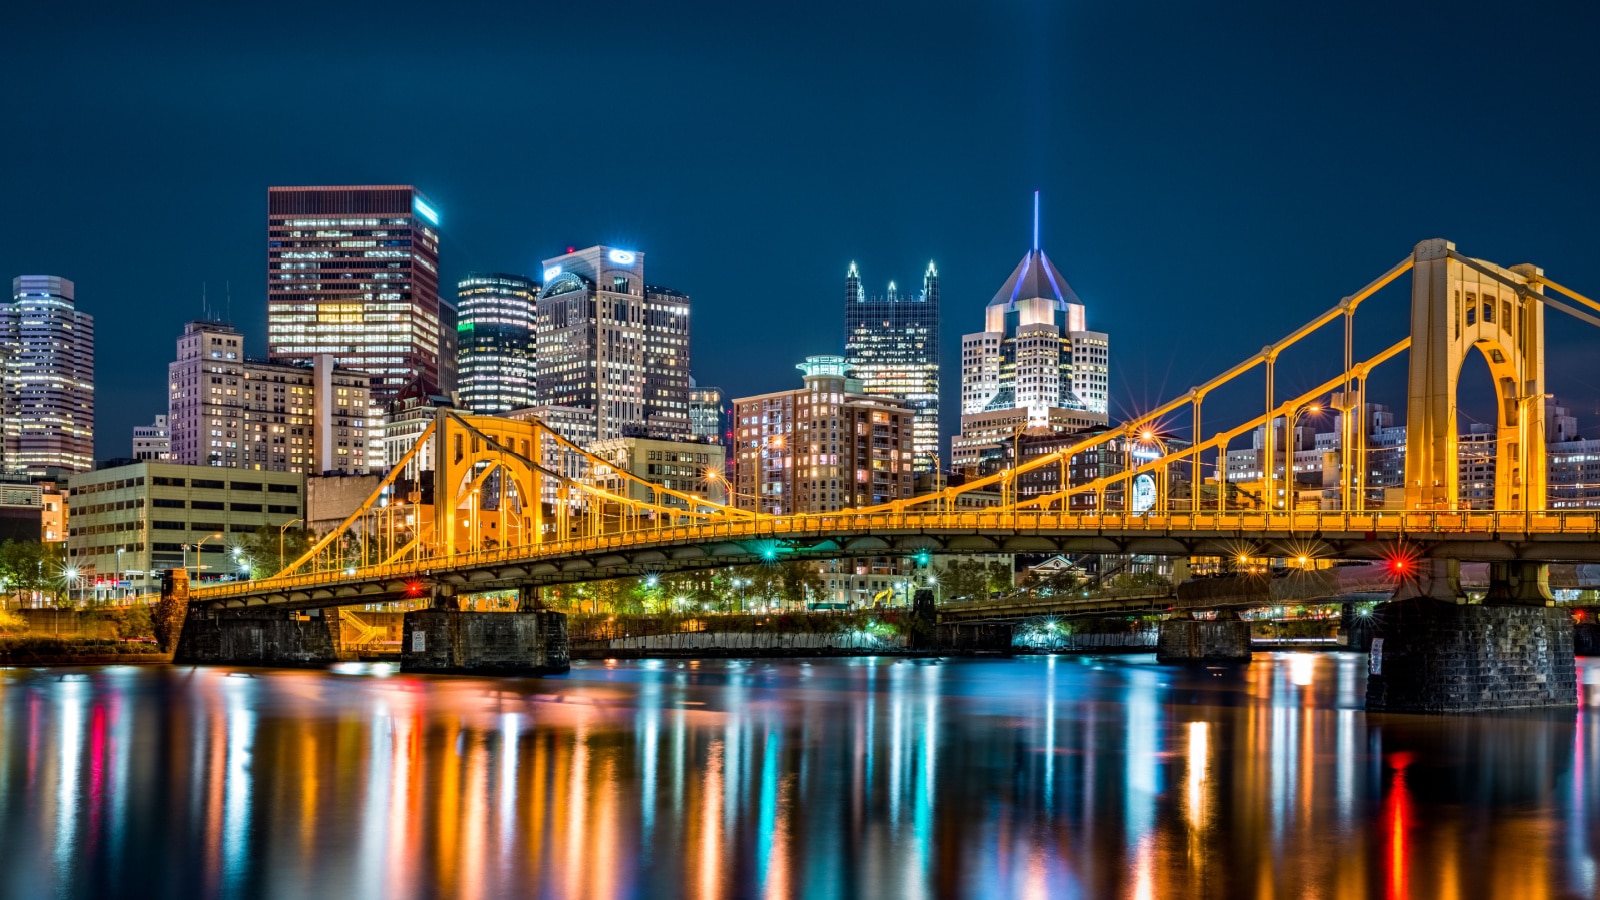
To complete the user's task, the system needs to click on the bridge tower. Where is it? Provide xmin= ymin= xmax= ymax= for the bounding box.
xmin=1404 ymin=238 xmax=1546 ymax=511
xmin=1369 ymin=240 xmax=1574 ymax=713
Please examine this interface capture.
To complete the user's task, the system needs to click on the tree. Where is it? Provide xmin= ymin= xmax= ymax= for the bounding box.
xmin=778 ymin=561 xmax=826 ymax=609
xmin=235 ymin=524 xmax=314 ymax=578
xmin=936 ymin=558 xmax=992 ymax=602
xmin=0 ymin=539 xmax=49 ymax=603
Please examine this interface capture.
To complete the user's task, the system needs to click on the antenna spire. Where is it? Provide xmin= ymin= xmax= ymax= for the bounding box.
xmin=1033 ymin=190 xmax=1040 ymax=251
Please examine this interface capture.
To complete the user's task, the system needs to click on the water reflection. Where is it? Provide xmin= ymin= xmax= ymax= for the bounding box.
xmin=0 ymin=653 xmax=1597 ymax=897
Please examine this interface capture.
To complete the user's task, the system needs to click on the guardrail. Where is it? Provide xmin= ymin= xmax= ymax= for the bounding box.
xmin=191 ymin=508 xmax=1600 ymax=604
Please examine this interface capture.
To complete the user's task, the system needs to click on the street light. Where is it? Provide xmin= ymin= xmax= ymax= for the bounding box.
xmin=62 ymin=565 xmax=80 ymax=607
xmin=192 ymin=532 xmax=223 ymax=581
xmin=278 ymin=518 xmax=304 ymax=575
xmin=1278 ymin=401 xmax=1324 ymax=509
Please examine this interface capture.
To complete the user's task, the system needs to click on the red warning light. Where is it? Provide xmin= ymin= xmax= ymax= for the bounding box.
xmin=405 ymin=580 xmax=425 ymax=597
xmin=567 ymin=246 xmax=575 ymax=253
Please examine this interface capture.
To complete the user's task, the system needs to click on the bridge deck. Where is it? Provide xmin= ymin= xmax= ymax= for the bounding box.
xmin=190 ymin=509 xmax=1600 ymax=610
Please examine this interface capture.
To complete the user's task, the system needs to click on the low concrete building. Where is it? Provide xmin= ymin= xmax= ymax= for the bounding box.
xmin=589 ymin=437 xmax=725 ymax=506
xmin=66 ymin=461 xmax=304 ymax=591
xmin=307 ymin=472 xmax=384 ymax=533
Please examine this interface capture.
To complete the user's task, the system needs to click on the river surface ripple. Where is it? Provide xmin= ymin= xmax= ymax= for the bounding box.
xmin=2 ymin=654 xmax=1600 ymax=899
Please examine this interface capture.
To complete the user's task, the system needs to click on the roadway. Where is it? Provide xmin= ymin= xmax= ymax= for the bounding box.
xmin=188 ymin=508 xmax=1600 ymax=611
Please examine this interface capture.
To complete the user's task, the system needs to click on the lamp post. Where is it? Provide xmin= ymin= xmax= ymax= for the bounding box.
xmin=116 ymin=547 xmax=125 ymax=601
xmin=62 ymin=566 xmax=80 ymax=607
xmin=192 ymin=532 xmax=223 ymax=581
xmin=278 ymin=517 xmax=304 ymax=575
xmin=1278 ymin=401 xmax=1324 ymax=510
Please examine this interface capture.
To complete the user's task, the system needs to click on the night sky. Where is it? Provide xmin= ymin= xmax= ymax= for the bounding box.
xmin=4 ymin=0 xmax=1598 ymax=458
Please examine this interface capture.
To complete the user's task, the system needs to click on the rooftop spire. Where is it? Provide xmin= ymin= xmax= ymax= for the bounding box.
xmin=1033 ymin=190 xmax=1040 ymax=251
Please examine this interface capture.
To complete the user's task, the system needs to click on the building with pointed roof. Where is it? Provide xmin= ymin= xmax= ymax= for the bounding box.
xmin=953 ymin=193 xmax=1110 ymax=468
xmin=843 ymin=259 xmax=940 ymax=472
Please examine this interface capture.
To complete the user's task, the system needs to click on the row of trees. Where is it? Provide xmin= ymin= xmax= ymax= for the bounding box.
xmin=0 ymin=539 xmax=69 ymax=605
xmin=544 ymin=562 xmax=829 ymax=615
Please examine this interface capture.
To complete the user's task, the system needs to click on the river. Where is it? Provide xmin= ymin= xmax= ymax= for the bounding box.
xmin=1 ymin=653 xmax=1598 ymax=898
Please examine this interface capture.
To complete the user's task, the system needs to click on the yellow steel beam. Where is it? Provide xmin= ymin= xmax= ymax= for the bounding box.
xmin=1014 ymin=337 xmax=1412 ymax=510
xmin=277 ymin=416 xmax=439 ymax=579
xmin=862 ymin=255 xmax=1415 ymax=512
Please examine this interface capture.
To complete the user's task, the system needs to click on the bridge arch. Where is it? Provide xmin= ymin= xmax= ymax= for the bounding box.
xmin=1404 ymin=239 xmax=1546 ymax=511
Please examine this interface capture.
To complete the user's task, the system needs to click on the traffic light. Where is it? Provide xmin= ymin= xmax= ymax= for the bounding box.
xmin=914 ymin=551 xmax=931 ymax=567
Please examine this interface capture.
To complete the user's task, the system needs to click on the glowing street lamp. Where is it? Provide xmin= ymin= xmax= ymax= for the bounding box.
xmin=1279 ymin=401 xmax=1324 ymax=509
xmin=190 ymin=532 xmax=223 ymax=580
xmin=278 ymin=517 xmax=304 ymax=575
xmin=62 ymin=565 xmax=81 ymax=606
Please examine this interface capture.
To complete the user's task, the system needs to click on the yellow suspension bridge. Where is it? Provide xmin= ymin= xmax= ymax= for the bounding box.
xmin=189 ymin=239 xmax=1600 ymax=612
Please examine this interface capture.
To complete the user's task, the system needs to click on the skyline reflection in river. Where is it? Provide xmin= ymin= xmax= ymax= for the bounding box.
xmin=1 ymin=654 xmax=1598 ymax=899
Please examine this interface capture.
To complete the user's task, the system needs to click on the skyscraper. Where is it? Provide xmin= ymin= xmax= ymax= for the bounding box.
xmin=266 ymin=185 xmax=443 ymax=405
xmin=844 ymin=260 xmax=940 ymax=471
xmin=456 ymin=273 xmax=539 ymax=413
xmin=535 ymin=246 xmax=691 ymax=443
xmin=688 ymin=379 xmax=726 ymax=444
xmin=1 ymin=276 xmax=94 ymax=477
xmin=953 ymin=193 xmax=1110 ymax=468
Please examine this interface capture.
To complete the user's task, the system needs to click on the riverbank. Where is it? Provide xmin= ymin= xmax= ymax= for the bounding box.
xmin=0 ymin=637 xmax=170 ymax=666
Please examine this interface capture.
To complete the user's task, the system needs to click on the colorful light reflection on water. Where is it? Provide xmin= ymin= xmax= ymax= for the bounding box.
xmin=2 ymin=654 xmax=1600 ymax=898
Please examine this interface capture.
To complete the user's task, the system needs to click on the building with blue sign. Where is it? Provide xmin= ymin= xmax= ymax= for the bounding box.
xmin=534 ymin=245 xmax=692 ymax=443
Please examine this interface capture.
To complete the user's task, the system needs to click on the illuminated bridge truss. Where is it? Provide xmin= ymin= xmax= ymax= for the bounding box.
xmin=191 ymin=240 xmax=1600 ymax=610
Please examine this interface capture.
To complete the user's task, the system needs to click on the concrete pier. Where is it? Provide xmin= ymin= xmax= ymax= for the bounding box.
xmin=174 ymin=608 xmax=342 ymax=667
xmin=400 ymin=609 xmax=570 ymax=675
xmin=1155 ymin=612 xmax=1252 ymax=663
xmin=1365 ymin=598 xmax=1575 ymax=713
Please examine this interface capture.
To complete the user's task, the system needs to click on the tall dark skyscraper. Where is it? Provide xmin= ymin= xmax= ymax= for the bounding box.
xmin=266 ymin=185 xmax=442 ymax=404
xmin=843 ymin=261 xmax=940 ymax=471
xmin=456 ymin=273 xmax=539 ymax=413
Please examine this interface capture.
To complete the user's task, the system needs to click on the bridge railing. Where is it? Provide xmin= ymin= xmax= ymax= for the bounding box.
xmin=188 ymin=507 xmax=1600 ymax=603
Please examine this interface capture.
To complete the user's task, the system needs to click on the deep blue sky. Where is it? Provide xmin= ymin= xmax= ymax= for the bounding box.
xmin=4 ymin=0 xmax=1598 ymax=457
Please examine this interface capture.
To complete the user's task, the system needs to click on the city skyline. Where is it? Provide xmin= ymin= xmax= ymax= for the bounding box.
xmin=7 ymin=1 xmax=1597 ymax=460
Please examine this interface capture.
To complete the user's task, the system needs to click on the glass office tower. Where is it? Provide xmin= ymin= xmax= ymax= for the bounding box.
xmin=456 ymin=272 xmax=539 ymax=413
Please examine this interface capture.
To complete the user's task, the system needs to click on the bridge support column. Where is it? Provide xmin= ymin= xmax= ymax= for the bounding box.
xmin=1483 ymin=561 xmax=1554 ymax=605
xmin=517 ymin=584 xmax=544 ymax=612
xmin=173 ymin=607 xmax=343 ymax=667
xmin=1391 ymin=558 xmax=1465 ymax=603
xmin=1156 ymin=611 xmax=1252 ymax=663
xmin=1365 ymin=597 xmax=1576 ymax=713
xmin=400 ymin=610 xmax=570 ymax=676
xmin=909 ymin=589 xmax=937 ymax=650
xmin=1339 ymin=602 xmax=1375 ymax=652
xmin=431 ymin=585 xmax=460 ymax=611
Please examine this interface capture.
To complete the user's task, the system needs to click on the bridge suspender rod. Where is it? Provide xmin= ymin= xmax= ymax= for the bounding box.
xmin=861 ymin=256 xmax=1415 ymax=513
xmin=272 ymin=417 xmax=440 ymax=580
xmin=1263 ymin=351 xmax=1276 ymax=513
xmin=445 ymin=411 xmax=748 ymax=522
xmin=1013 ymin=337 xmax=1411 ymax=511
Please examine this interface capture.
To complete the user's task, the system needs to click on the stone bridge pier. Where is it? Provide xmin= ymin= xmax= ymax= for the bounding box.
xmin=174 ymin=607 xmax=343 ymax=667
xmin=1156 ymin=611 xmax=1252 ymax=663
xmin=399 ymin=584 xmax=570 ymax=675
xmin=1365 ymin=560 xmax=1576 ymax=713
